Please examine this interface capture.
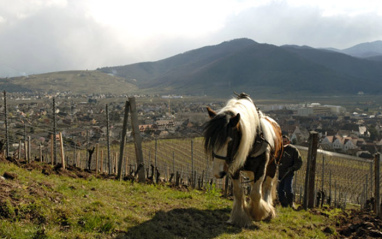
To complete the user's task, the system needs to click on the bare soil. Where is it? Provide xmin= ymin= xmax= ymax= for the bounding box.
xmin=334 ymin=209 xmax=382 ymax=238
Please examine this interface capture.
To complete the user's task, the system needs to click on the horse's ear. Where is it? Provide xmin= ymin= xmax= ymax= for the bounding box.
xmin=229 ymin=113 xmax=240 ymax=128
xmin=207 ymin=107 xmax=216 ymax=118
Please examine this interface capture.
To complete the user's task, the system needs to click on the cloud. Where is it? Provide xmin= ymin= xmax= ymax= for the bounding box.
xmin=0 ymin=2 xmax=132 ymax=76
xmin=210 ymin=2 xmax=382 ymax=49
xmin=0 ymin=0 xmax=381 ymax=77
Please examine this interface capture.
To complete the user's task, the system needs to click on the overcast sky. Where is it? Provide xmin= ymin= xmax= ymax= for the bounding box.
xmin=0 ymin=0 xmax=381 ymax=77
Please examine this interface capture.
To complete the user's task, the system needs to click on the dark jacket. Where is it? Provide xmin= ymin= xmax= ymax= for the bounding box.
xmin=278 ymin=144 xmax=303 ymax=179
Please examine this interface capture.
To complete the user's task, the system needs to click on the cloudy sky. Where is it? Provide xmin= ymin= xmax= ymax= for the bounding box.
xmin=0 ymin=0 xmax=381 ymax=77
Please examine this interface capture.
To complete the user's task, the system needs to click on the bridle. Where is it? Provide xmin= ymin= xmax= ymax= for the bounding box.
xmin=212 ymin=130 xmax=239 ymax=166
xmin=212 ymin=151 xmax=231 ymax=162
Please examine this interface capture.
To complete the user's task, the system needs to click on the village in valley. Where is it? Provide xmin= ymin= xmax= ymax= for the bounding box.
xmin=1 ymin=91 xmax=382 ymax=159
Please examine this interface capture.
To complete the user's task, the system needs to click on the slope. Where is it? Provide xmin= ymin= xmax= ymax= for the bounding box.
xmin=1 ymin=70 xmax=138 ymax=94
xmin=99 ymin=38 xmax=382 ymax=97
xmin=281 ymin=45 xmax=382 ymax=94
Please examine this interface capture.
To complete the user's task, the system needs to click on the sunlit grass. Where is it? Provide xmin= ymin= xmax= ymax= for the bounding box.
xmin=0 ymin=161 xmax=341 ymax=238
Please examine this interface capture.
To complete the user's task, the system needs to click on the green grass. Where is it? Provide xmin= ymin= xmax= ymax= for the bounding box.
xmin=0 ymin=161 xmax=342 ymax=238
xmin=4 ymin=70 xmax=138 ymax=95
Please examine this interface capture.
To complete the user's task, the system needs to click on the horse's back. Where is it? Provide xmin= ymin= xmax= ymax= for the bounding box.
xmin=262 ymin=116 xmax=283 ymax=162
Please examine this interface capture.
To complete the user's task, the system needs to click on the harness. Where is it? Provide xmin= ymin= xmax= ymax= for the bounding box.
xmin=248 ymin=132 xmax=272 ymax=160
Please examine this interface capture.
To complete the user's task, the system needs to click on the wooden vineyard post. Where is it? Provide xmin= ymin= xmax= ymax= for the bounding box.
xmin=114 ymin=152 xmax=118 ymax=174
xmin=53 ymin=97 xmax=57 ymax=165
xmin=154 ymin=139 xmax=158 ymax=183
xmin=87 ymin=147 xmax=95 ymax=171
xmin=106 ymin=104 xmax=111 ymax=175
xmin=27 ymin=136 xmax=31 ymax=163
xmin=18 ymin=140 xmax=21 ymax=160
xmin=375 ymin=154 xmax=381 ymax=216
xmin=73 ymin=141 xmax=76 ymax=167
xmin=28 ymin=136 xmax=31 ymax=163
xmin=166 ymin=161 xmax=169 ymax=180
xmin=59 ymin=132 xmax=65 ymax=169
xmin=191 ymin=139 xmax=194 ymax=187
xmin=304 ymin=131 xmax=318 ymax=209
xmin=125 ymin=153 xmax=130 ymax=176
xmin=173 ymin=151 xmax=175 ymax=174
xmin=51 ymin=134 xmax=54 ymax=165
xmin=4 ymin=91 xmax=9 ymax=157
xmin=25 ymin=138 xmax=28 ymax=163
xmin=118 ymin=101 xmax=130 ymax=180
xmin=77 ymin=151 xmax=81 ymax=169
xmin=370 ymin=162 xmax=374 ymax=199
xmin=129 ymin=97 xmax=145 ymax=182
xmin=39 ymin=144 xmax=42 ymax=162
xmin=95 ymin=143 xmax=99 ymax=175
xmin=100 ymin=150 xmax=104 ymax=173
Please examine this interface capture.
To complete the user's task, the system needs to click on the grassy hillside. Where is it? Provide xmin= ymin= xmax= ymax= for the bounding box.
xmin=0 ymin=159 xmax=343 ymax=239
xmin=1 ymin=70 xmax=138 ymax=94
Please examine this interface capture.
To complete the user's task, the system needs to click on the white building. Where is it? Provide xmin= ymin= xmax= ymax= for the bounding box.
xmin=297 ymin=103 xmax=346 ymax=116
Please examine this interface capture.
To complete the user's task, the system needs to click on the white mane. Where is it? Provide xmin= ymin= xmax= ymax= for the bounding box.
xmin=218 ymin=97 xmax=260 ymax=174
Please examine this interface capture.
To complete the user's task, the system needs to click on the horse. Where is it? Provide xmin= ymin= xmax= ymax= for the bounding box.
xmin=203 ymin=93 xmax=283 ymax=227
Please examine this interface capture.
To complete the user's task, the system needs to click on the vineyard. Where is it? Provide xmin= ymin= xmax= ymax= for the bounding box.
xmin=1 ymin=94 xmax=382 ymax=237
xmin=1 ymin=137 xmax=382 ymax=238
xmin=40 ymin=136 xmax=380 ymax=210
xmin=295 ymin=146 xmax=375 ymax=208
xmin=0 ymin=93 xmax=380 ymax=209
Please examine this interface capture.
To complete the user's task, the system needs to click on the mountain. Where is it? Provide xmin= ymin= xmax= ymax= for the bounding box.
xmin=98 ymin=38 xmax=382 ymax=97
xmin=3 ymin=38 xmax=382 ymax=98
xmin=341 ymin=40 xmax=382 ymax=58
xmin=366 ymin=55 xmax=382 ymax=62
xmin=280 ymin=45 xmax=382 ymax=92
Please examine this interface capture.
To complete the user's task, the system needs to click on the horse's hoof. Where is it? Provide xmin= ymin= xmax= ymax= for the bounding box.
xmin=244 ymin=222 xmax=255 ymax=228
xmin=226 ymin=219 xmax=254 ymax=228
xmin=263 ymin=214 xmax=273 ymax=222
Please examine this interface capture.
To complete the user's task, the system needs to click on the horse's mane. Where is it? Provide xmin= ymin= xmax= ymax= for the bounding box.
xmin=203 ymin=113 xmax=232 ymax=154
xmin=222 ymin=98 xmax=259 ymax=174
xmin=204 ymin=96 xmax=260 ymax=174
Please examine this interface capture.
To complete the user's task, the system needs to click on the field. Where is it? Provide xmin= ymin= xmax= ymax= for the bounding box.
xmin=46 ymin=136 xmax=380 ymax=210
xmin=2 ymin=125 xmax=382 ymax=239
xmin=87 ymin=138 xmax=378 ymax=209
xmin=1 ymin=71 xmax=138 ymax=95
xmin=0 ymin=156 xmax=345 ymax=239
xmin=293 ymin=146 xmax=376 ymax=208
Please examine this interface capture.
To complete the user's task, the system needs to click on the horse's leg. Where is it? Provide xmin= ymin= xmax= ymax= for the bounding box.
xmin=262 ymin=159 xmax=278 ymax=220
xmin=247 ymin=150 xmax=275 ymax=221
xmin=227 ymin=177 xmax=253 ymax=227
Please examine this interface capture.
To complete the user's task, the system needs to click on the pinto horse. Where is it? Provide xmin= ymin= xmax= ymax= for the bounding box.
xmin=203 ymin=93 xmax=283 ymax=227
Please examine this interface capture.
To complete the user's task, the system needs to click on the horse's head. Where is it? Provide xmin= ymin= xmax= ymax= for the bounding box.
xmin=204 ymin=107 xmax=241 ymax=178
